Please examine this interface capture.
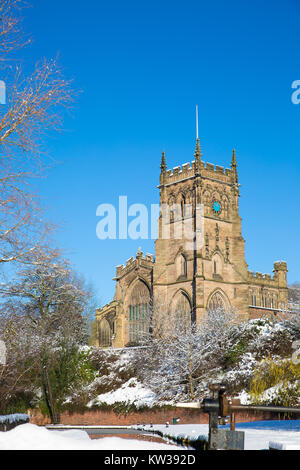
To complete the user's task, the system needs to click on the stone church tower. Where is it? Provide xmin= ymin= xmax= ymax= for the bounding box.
xmin=95 ymin=139 xmax=288 ymax=348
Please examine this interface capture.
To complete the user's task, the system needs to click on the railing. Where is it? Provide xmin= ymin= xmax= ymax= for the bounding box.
xmin=176 ymin=383 xmax=300 ymax=450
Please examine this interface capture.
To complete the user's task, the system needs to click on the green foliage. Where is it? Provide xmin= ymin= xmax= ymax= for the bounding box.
xmin=75 ymin=350 xmax=98 ymax=383
xmin=224 ymin=339 xmax=248 ymax=367
xmin=252 ymin=317 xmax=273 ymax=328
xmin=39 ymin=399 xmax=51 ymax=417
xmin=1 ymin=392 xmax=35 ymax=415
xmin=39 ymin=348 xmax=97 ymax=418
xmin=250 ymin=356 xmax=300 ymax=407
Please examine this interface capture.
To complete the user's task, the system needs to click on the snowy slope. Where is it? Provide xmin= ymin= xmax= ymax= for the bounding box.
xmin=87 ymin=377 xmax=156 ymax=408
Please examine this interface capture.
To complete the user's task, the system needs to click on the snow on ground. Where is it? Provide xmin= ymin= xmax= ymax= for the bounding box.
xmin=87 ymin=377 xmax=156 ymax=408
xmin=135 ymin=423 xmax=207 ymax=443
xmin=0 ymin=423 xmax=180 ymax=450
xmin=231 ymin=420 xmax=300 ymax=450
xmin=136 ymin=420 xmax=300 ymax=450
xmin=0 ymin=421 xmax=299 ymax=450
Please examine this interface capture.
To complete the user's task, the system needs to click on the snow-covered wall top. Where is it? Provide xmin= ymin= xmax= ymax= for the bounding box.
xmin=0 ymin=413 xmax=29 ymax=424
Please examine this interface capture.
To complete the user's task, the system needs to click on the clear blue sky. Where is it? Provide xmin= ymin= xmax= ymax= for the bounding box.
xmin=21 ymin=0 xmax=300 ymax=306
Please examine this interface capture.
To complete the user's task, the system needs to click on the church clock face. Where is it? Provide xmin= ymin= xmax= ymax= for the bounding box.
xmin=212 ymin=200 xmax=222 ymax=214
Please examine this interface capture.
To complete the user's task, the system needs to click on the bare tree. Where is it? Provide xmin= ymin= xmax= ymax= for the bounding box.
xmin=0 ymin=0 xmax=75 ymax=265
xmin=136 ymin=300 xmax=202 ymax=402
xmin=0 ymin=250 xmax=92 ymax=421
xmin=0 ymin=305 xmax=41 ymax=412
xmin=0 ymin=0 xmax=27 ymax=57
xmin=136 ymin=302 xmax=245 ymax=402
xmin=153 ymin=315 xmax=204 ymax=401
xmin=199 ymin=307 xmax=245 ymax=368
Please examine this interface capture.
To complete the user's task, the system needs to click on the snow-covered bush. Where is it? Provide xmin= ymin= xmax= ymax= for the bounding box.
xmin=87 ymin=348 xmax=138 ymax=397
xmin=134 ymin=315 xmax=299 ymax=404
xmin=87 ymin=377 xmax=157 ymax=411
xmin=246 ymin=318 xmax=296 ymax=359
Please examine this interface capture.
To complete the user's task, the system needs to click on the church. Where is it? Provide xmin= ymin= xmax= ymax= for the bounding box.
xmin=95 ymin=138 xmax=288 ymax=348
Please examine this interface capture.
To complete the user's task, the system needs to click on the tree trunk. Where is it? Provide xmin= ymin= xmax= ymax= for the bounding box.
xmin=44 ymin=367 xmax=60 ymax=424
xmin=42 ymin=378 xmax=54 ymax=424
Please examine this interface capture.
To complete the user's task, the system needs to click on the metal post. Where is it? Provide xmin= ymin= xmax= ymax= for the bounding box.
xmin=177 ymin=383 xmax=300 ymax=451
xmin=230 ymin=413 xmax=235 ymax=431
xmin=202 ymin=384 xmax=245 ymax=450
xmin=208 ymin=385 xmax=221 ymax=450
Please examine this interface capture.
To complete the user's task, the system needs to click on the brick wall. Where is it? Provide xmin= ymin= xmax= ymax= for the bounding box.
xmin=28 ymin=407 xmax=296 ymax=427
xmin=248 ymin=306 xmax=282 ymax=320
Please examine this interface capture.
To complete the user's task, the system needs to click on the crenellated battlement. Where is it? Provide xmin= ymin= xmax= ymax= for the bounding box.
xmin=161 ymin=157 xmax=234 ymax=186
xmin=273 ymin=261 xmax=288 ymax=272
xmin=247 ymin=271 xmax=276 ymax=285
xmin=202 ymin=161 xmax=233 ymax=183
xmin=164 ymin=161 xmax=195 ymax=183
xmin=96 ymin=299 xmax=117 ymax=315
xmin=247 ymin=261 xmax=288 ymax=287
xmin=115 ymin=249 xmax=154 ymax=279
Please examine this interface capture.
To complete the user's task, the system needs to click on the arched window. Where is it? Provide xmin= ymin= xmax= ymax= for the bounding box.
xmin=174 ymin=292 xmax=191 ymax=315
xmin=98 ymin=319 xmax=111 ymax=347
xmin=250 ymin=292 xmax=257 ymax=306
xmin=212 ymin=253 xmax=222 ymax=278
xmin=172 ymin=291 xmax=192 ymax=327
xmin=181 ymin=194 xmax=186 ymax=218
xmin=208 ymin=290 xmax=228 ymax=312
xmin=261 ymin=293 xmax=268 ymax=308
xmin=168 ymin=196 xmax=176 ymax=222
xmin=128 ymin=280 xmax=151 ymax=345
xmin=176 ymin=253 xmax=187 ymax=279
xmin=181 ymin=254 xmax=187 ymax=277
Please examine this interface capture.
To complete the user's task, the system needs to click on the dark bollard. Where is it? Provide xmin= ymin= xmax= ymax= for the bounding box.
xmin=201 ymin=384 xmax=244 ymax=450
